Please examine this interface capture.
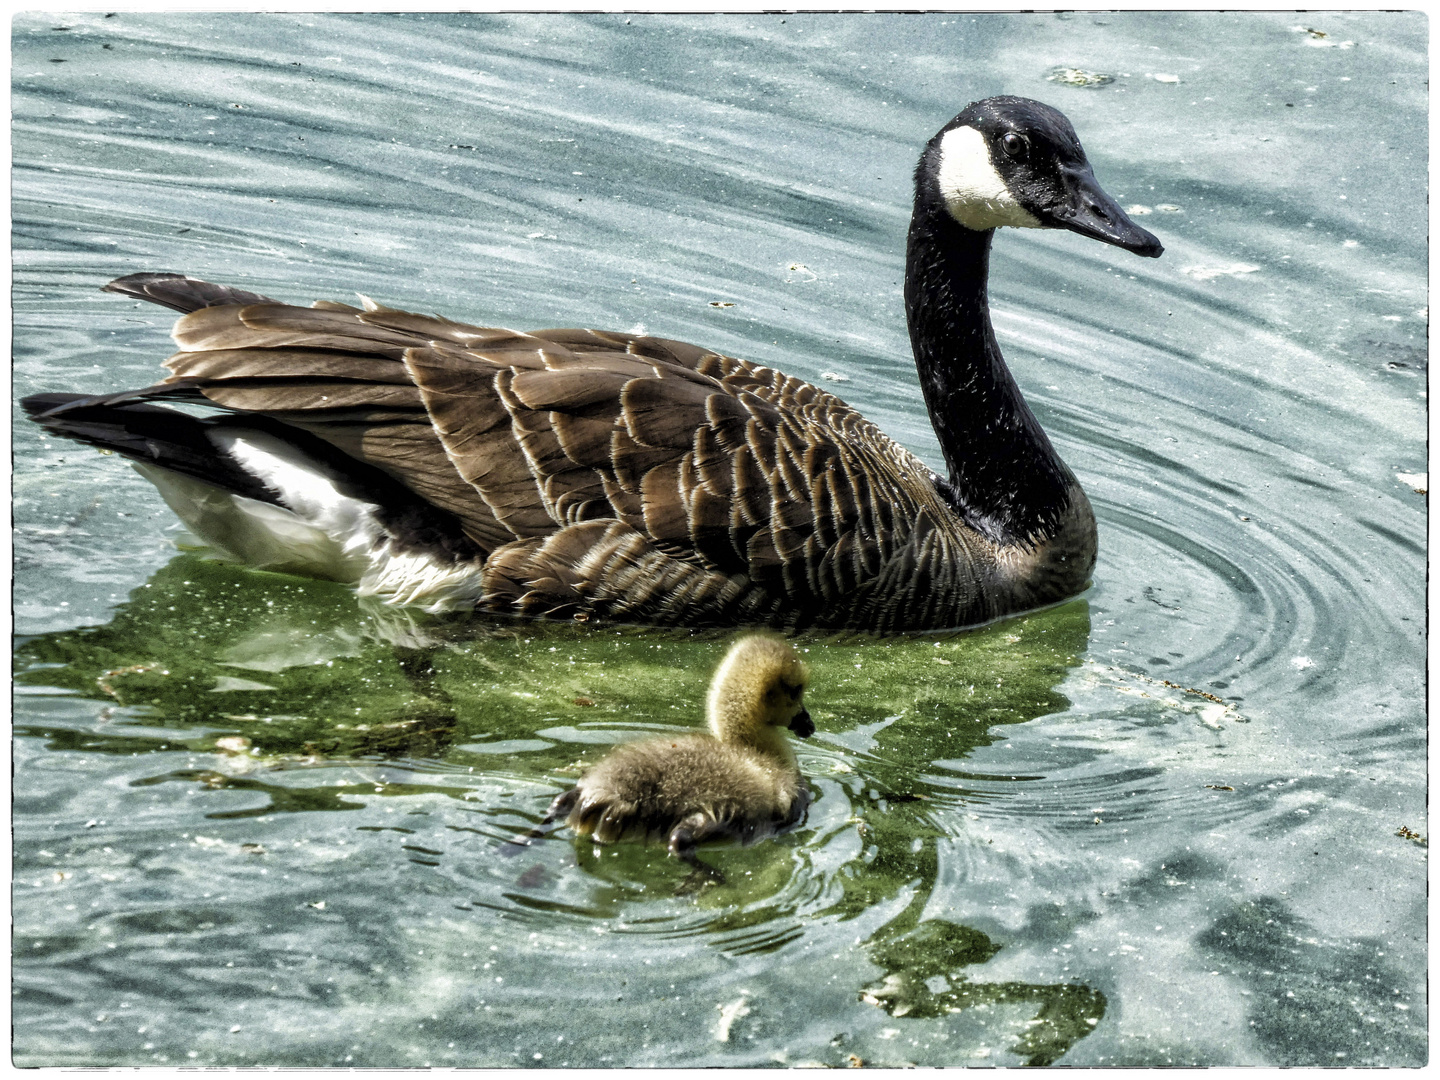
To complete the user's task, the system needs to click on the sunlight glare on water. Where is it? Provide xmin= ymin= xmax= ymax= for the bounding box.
xmin=12 ymin=11 xmax=1426 ymax=1067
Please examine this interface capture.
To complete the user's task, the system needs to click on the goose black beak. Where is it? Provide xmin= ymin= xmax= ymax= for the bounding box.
xmin=788 ymin=708 xmax=814 ymax=739
xmin=1050 ymin=163 xmax=1163 ymax=258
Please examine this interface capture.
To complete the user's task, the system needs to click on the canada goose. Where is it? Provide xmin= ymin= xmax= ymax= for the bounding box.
xmin=514 ymin=633 xmax=813 ymax=885
xmin=23 ymin=96 xmax=1160 ymax=631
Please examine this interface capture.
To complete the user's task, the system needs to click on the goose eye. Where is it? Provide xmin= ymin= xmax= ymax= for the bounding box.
xmin=1000 ymin=132 xmax=1027 ymax=159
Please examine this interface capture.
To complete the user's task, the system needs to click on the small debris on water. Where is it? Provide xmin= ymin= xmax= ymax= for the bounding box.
xmin=1183 ymin=263 xmax=1260 ymax=281
xmin=1196 ymin=704 xmax=1228 ymax=729
xmin=1396 ymin=826 xmax=1426 ymax=846
xmin=1294 ymin=25 xmax=1354 ymax=48
xmin=96 ymin=663 xmax=165 ymax=698
xmin=1083 ymin=661 xmax=1250 ymax=724
xmin=1159 ymin=679 xmax=1227 ymax=706
xmin=1395 ymin=471 xmax=1426 ymax=494
xmin=1047 ymin=66 xmax=1114 ymax=87
xmin=715 ymin=996 xmax=751 ymax=1041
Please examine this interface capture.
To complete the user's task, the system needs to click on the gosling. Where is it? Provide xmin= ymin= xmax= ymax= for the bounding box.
xmin=516 ymin=634 xmax=815 ymax=884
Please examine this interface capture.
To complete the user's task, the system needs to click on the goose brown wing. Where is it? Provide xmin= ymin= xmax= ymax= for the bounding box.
xmin=161 ymin=300 xmax=522 ymax=551
xmin=160 ymin=293 xmax=935 ymax=613
xmin=407 ymin=326 xmax=935 ymax=609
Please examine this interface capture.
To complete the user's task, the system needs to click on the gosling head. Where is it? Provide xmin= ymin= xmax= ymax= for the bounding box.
xmin=918 ymin=94 xmax=1163 ymax=257
xmin=706 ymin=633 xmax=813 ymax=749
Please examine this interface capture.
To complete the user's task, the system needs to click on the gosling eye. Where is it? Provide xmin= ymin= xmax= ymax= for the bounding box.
xmin=1000 ymin=132 xmax=1027 ymax=160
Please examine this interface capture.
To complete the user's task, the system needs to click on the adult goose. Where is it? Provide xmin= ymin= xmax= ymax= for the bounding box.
xmin=24 ymin=96 xmax=1161 ymax=632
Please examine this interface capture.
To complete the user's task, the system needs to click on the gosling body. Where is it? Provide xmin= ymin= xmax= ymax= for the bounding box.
xmin=541 ymin=634 xmax=814 ymax=876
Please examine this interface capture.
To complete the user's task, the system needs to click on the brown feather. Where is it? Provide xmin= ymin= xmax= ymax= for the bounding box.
xmin=164 ymin=348 xmax=411 ymax=384
xmin=620 ymin=376 xmax=713 ymax=449
xmin=550 ymin=410 xmax=619 ymax=465
xmin=640 ymin=461 xmax=688 ymax=544
xmin=195 ymin=382 xmax=423 ymax=412
xmin=44 ymin=273 xmax=1099 ymax=631
xmin=510 ymin=367 xmax=632 ymax=411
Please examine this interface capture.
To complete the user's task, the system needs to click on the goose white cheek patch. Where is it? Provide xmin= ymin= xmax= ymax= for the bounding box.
xmin=936 ymin=125 xmax=1043 ymax=232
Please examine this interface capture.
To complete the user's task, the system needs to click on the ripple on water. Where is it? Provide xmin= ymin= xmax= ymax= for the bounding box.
xmin=11 ymin=9 xmax=1427 ymax=1069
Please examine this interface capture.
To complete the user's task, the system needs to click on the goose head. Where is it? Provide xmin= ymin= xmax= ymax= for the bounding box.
xmin=706 ymin=634 xmax=814 ymax=751
xmin=921 ymin=95 xmax=1163 ymax=257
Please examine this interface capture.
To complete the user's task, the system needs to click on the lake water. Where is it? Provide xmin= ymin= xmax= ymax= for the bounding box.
xmin=12 ymin=11 xmax=1427 ymax=1067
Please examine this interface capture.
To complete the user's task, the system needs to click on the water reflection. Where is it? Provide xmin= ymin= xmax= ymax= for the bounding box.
xmin=861 ymin=919 xmax=1107 ymax=1066
xmin=16 ymin=551 xmax=1111 ymax=1061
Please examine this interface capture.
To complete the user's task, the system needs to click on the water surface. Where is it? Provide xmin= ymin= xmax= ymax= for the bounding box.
xmin=13 ymin=11 xmax=1427 ymax=1067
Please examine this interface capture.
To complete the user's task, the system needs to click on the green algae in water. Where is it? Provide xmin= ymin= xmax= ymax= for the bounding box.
xmin=16 ymin=553 xmax=1088 ymax=794
xmin=13 ymin=552 xmax=1090 ymax=817
xmin=16 ymin=553 xmax=1105 ymax=1064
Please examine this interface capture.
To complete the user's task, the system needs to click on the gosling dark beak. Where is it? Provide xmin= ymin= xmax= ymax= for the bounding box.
xmin=1050 ymin=162 xmax=1163 ymax=258
xmin=788 ymin=708 xmax=814 ymax=739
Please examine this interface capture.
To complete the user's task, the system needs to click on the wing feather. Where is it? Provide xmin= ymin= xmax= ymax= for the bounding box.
xmin=86 ymin=278 xmax=960 ymax=625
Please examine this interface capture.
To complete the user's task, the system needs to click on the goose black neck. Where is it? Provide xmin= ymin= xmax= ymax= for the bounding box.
xmin=905 ymin=198 xmax=1074 ymax=546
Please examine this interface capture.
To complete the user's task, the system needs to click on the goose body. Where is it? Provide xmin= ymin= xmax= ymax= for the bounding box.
xmin=535 ymin=634 xmax=814 ymax=872
xmin=23 ymin=96 xmax=1160 ymax=632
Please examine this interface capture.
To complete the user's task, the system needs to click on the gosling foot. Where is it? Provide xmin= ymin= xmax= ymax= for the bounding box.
xmin=499 ymin=787 xmax=578 ymax=856
xmin=669 ymin=812 xmax=727 ymax=894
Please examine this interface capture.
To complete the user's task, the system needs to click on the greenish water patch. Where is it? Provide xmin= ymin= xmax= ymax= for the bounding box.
xmin=17 ymin=553 xmax=1088 ymax=807
xmin=14 ymin=554 xmax=1106 ymax=1065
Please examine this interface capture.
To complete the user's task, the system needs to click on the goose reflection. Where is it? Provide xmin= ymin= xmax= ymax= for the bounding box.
xmin=16 ymin=553 xmax=1106 ymax=1062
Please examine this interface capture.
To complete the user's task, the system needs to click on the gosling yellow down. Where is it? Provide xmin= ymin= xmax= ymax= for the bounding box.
xmin=524 ymin=634 xmax=814 ymax=882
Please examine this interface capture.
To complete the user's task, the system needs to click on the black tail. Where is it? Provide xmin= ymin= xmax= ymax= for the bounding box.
xmin=101 ymin=272 xmax=280 ymax=314
xmin=22 ymin=394 xmax=283 ymax=505
xmin=23 ymin=390 xmax=488 ymax=561
xmin=23 ymin=272 xmax=488 ymax=561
